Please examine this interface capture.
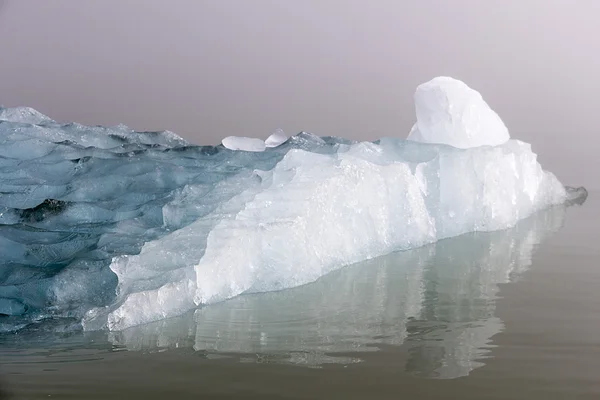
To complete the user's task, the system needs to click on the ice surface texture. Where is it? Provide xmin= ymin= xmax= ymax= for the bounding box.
xmin=0 ymin=78 xmax=581 ymax=332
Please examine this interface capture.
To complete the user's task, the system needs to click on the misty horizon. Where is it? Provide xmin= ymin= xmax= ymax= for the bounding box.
xmin=0 ymin=0 xmax=598 ymax=186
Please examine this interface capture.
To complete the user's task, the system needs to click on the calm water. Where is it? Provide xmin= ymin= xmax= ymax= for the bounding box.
xmin=0 ymin=190 xmax=597 ymax=399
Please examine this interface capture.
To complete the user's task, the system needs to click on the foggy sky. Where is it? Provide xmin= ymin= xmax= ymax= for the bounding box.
xmin=0 ymin=0 xmax=598 ymax=186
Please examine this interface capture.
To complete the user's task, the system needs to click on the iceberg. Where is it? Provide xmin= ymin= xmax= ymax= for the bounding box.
xmin=0 ymin=77 xmax=586 ymax=333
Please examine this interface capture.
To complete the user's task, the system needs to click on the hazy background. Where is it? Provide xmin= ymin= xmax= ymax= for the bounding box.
xmin=0 ymin=0 xmax=598 ymax=187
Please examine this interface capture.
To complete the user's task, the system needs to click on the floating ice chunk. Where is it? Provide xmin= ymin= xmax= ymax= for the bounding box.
xmin=221 ymin=136 xmax=266 ymax=152
xmin=265 ymin=129 xmax=289 ymax=148
xmin=407 ymin=77 xmax=510 ymax=149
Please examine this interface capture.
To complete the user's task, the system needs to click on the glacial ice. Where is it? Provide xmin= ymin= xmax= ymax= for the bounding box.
xmin=0 ymin=77 xmax=585 ymax=333
xmin=221 ymin=129 xmax=289 ymax=151
xmin=221 ymin=136 xmax=266 ymax=152
xmin=0 ymin=106 xmax=55 ymax=125
xmin=265 ymin=128 xmax=289 ymax=148
xmin=407 ymin=77 xmax=510 ymax=148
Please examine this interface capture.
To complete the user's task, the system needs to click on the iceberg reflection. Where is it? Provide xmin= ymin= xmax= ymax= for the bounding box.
xmin=109 ymin=204 xmax=568 ymax=377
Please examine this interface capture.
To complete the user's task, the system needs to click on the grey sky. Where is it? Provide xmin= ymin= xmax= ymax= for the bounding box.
xmin=0 ymin=0 xmax=598 ymax=186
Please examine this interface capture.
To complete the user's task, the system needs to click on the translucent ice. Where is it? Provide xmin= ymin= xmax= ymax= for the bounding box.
xmin=221 ymin=136 xmax=266 ymax=152
xmin=0 ymin=77 xmax=586 ymax=333
xmin=222 ymin=129 xmax=288 ymax=151
xmin=407 ymin=77 xmax=510 ymax=148
xmin=265 ymin=128 xmax=289 ymax=148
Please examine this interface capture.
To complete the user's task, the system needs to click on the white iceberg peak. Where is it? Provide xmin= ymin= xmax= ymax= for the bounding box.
xmin=407 ymin=76 xmax=510 ymax=149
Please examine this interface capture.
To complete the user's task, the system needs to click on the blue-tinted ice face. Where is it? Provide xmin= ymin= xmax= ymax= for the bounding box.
xmin=0 ymin=111 xmax=354 ymax=330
